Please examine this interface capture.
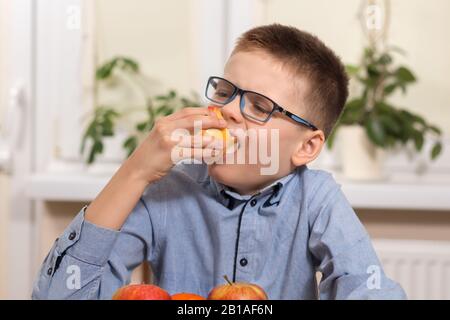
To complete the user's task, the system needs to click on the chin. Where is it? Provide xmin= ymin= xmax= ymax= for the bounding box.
xmin=207 ymin=163 xmax=251 ymax=191
xmin=208 ymin=161 xmax=293 ymax=195
xmin=207 ymin=163 xmax=270 ymax=194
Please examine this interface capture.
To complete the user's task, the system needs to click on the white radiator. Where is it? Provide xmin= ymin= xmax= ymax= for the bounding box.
xmin=373 ymin=239 xmax=450 ymax=299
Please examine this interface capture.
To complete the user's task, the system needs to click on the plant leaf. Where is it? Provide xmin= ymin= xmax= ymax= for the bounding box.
xmin=102 ymin=118 xmax=114 ymax=136
xmin=365 ymin=117 xmax=386 ymax=147
xmin=377 ymin=53 xmax=392 ymax=65
xmin=168 ymin=90 xmax=176 ymax=98
xmin=379 ymin=114 xmax=402 ymax=136
xmin=326 ymin=127 xmax=338 ymax=149
xmin=412 ymin=131 xmax=424 ymax=151
xmin=136 ymin=121 xmax=148 ymax=132
xmin=340 ymin=98 xmax=365 ymax=124
xmin=345 ymin=64 xmax=359 ymax=76
xmin=364 ymin=47 xmax=375 ymax=59
xmin=120 ymin=57 xmax=139 ymax=73
xmin=123 ymin=136 xmax=138 ymax=157
xmin=428 ymin=125 xmax=442 ymax=135
xmin=155 ymin=95 xmax=168 ymax=101
xmin=431 ymin=142 xmax=442 ymax=160
xmin=88 ymin=140 xmax=103 ymax=164
xmin=396 ymin=66 xmax=416 ymax=83
xmin=96 ymin=59 xmax=117 ymax=80
xmin=367 ymin=64 xmax=381 ymax=78
xmin=383 ymin=83 xmax=398 ymax=96
xmin=155 ymin=105 xmax=174 ymax=116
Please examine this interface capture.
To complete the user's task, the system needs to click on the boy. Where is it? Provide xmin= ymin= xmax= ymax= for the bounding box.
xmin=32 ymin=24 xmax=406 ymax=299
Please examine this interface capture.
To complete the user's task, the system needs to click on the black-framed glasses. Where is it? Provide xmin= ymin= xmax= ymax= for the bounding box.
xmin=205 ymin=76 xmax=318 ymax=131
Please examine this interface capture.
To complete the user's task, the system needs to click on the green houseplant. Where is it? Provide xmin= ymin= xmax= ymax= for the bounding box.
xmin=80 ymin=56 xmax=201 ymax=164
xmin=327 ymin=46 xmax=443 ymax=179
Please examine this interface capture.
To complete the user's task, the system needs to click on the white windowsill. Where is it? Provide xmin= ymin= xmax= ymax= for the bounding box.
xmin=27 ymin=164 xmax=450 ymax=211
xmin=336 ymin=173 xmax=450 ymax=210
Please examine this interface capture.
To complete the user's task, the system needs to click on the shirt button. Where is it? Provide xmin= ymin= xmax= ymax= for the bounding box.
xmin=240 ymin=258 xmax=248 ymax=267
xmin=47 ymin=267 xmax=53 ymax=276
xmin=68 ymin=231 xmax=76 ymax=240
xmin=250 ymin=199 xmax=257 ymax=207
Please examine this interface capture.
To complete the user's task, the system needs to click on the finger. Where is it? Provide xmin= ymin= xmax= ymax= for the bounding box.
xmin=171 ymin=146 xmax=222 ymax=163
xmin=176 ymin=134 xmax=225 ymax=149
xmin=169 ymin=114 xmax=227 ymax=132
xmin=165 ymin=107 xmax=210 ymax=121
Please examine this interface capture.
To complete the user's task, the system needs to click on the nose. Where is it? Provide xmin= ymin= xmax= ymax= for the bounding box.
xmin=220 ymin=94 xmax=244 ymax=125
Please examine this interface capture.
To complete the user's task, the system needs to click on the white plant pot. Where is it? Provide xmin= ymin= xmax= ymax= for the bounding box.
xmin=338 ymin=125 xmax=386 ymax=181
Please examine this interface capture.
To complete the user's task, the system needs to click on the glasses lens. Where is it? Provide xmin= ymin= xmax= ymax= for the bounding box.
xmin=206 ymin=78 xmax=236 ymax=104
xmin=242 ymin=92 xmax=274 ymax=122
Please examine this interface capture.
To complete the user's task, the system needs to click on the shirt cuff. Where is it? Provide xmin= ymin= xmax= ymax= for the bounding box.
xmin=57 ymin=206 xmax=120 ymax=266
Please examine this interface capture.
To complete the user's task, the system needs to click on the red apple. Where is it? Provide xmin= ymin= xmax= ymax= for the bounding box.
xmin=172 ymin=292 xmax=206 ymax=300
xmin=208 ymin=276 xmax=268 ymax=300
xmin=112 ymin=284 xmax=171 ymax=300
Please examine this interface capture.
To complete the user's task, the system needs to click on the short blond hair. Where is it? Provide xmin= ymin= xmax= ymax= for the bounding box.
xmin=232 ymin=24 xmax=349 ymax=137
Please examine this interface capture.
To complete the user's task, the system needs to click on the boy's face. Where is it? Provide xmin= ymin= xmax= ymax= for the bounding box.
xmin=207 ymin=50 xmax=324 ymax=195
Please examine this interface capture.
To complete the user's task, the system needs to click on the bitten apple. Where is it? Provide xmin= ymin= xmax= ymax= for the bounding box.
xmin=202 ymin=106 xmax=236 ymax=153
xmin=112 ymin=284 xmax=171 ymax=300
xmin=207 ymin=276 xmax=268 ymax=300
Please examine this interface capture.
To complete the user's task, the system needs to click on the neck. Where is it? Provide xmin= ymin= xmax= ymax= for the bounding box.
xmin=229 ymin=175 xmax=284 ymax=196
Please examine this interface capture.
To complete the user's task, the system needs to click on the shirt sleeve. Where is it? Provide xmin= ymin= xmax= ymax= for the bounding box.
xmin=307 ymin=176 xmax=407 ymax=300
xmin=32 ymin=197 xmax=157 ymax=300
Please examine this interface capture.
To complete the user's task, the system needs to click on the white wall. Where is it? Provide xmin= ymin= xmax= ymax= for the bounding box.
xmin=0 ymin=0 xmax=10 ymax=300
xmin=95 ymin=0 xmax=200 ymax=109
xmin=263 ymin=0 xmax=450 ymax=133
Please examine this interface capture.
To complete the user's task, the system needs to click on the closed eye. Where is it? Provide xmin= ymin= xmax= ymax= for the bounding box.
xmin=254 ymin=104 xmax=270 ymax=114
xmin=216 ymin=91 xmax=230 ymax=97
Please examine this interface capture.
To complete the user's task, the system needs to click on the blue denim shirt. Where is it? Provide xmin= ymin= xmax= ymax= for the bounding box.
xmin=32 ymin=164 xmax=406 ymax=300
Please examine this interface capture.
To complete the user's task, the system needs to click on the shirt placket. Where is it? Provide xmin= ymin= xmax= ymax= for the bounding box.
xmin=232 ymin=196 xmax=259 ymax=282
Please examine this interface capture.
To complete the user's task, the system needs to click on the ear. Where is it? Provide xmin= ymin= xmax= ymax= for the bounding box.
xmin=291 ymin=130 xmax=325 ymax=167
